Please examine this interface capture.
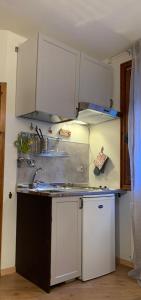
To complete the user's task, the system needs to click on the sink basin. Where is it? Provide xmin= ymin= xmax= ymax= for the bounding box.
xmin=29 ymin=187 xmax=95 ymax=193
xmin=29 ymin=186 xmax=64 ymax=192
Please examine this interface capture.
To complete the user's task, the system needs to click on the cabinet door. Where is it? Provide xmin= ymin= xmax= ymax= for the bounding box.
xmin=51 ymin=197 xmax=81 ymax=285
xmin=16 ymin=35 xmax=38 ymax=116
xmin=36 ymin=34 xmax=80 ymax=119
xmin=82 ymin=195 xmax=115 ymax=281
xmin=79 ymin=53 xmax=113 ymax=107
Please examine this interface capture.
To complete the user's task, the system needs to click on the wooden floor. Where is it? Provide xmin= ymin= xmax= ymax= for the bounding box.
xmin=0 ymin=266 xmax=140 ymax=300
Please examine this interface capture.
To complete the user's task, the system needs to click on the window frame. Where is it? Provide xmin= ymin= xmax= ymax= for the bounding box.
xmin=120 ymin=60 xmax=132 ymax=190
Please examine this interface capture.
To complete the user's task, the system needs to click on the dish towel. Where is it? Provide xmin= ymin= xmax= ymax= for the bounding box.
xmin=94 ymin=150 xmax=109 ymax=175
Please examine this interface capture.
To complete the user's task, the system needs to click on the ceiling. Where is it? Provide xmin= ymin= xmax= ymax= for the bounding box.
xmin=0 ymin=0 xmax=141 ymax=59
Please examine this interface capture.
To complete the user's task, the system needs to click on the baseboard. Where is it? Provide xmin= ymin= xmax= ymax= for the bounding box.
xmin=0 ymin=267 xmax=16 ymax=276
xmin=116 ymin=257 xmax=133 ymax=268
xmin=0 ymin=259 xmax=133 ymax=276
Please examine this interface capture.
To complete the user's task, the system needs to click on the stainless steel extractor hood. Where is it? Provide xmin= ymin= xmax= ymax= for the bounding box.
xmin=22 ymin=102 xmax=120 ymax=125
xmin=77 ymin=102 xmax=120 ymax=125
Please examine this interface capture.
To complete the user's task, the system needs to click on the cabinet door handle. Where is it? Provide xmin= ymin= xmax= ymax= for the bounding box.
xmin=98 ymin=204 xmax=103 ymax=209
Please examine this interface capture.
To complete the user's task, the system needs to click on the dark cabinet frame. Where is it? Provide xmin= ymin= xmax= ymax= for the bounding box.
xmin=16 ymin=193 xmax=52 ymax=292
xmin=120 ymin=60 xmax=132 ymax=190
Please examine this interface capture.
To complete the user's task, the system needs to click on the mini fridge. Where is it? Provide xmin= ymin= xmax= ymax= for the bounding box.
xmin=81 ymin=194 xmax=115 ymax=281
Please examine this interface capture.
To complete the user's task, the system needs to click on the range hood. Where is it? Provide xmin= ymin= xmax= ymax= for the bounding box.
xmin=23 ymin=102 xmax=120 ymax=125
xmin=77 ymin=102 xmax=120 ymax=125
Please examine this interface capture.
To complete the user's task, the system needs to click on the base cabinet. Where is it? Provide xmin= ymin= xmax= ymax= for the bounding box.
xmin=16 ymin=193 xmax=115 ymax=292
xmin=16 ymin=193 xmax=52 ymax=292
xmin=16 ymin=193 xmax=81 ymax=292
xmin=51 ymin=197 xmax=81 ymax=285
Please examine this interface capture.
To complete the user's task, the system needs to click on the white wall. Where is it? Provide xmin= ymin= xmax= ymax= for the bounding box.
xmin=0 ymin=31 xmax=26 ymax=270
xmin=111 ymin=52 xmax=133 ymax=262
xmin=89 ymin=119 xmax=120 ymax=189
xmin=0 ymin=31 xmax=8 ymax=82
xmin=116 ymin=191 xmax=132 ymax=261
xmin=89 ymin=51 xmax=132 ymax=262
xmin=0 ymin=31 xmax=89 ymax=269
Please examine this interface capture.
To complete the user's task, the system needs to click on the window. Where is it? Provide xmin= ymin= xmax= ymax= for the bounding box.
xmin=120 ymin=60 xmax=132 ymax=190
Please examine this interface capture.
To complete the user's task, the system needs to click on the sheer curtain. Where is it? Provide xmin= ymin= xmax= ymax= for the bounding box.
xmin=128 ymin=39 xmax=141 ymax=285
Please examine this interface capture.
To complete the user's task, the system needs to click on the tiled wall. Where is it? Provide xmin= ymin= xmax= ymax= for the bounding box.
xmin=17 ymin=139 xmax=89 ymax=185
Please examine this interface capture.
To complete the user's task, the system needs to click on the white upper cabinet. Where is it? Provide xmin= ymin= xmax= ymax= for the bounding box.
xmin=79 ymin=53 xmax=113 ymax=108
xmin=16 ymin=33 xmax=80 ymax=120
xmin=16 ymin=34 xmax=114 ymax=122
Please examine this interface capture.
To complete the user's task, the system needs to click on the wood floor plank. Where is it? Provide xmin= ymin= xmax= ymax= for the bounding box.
xmin=0 ymin=266 xmax=140 ymax=300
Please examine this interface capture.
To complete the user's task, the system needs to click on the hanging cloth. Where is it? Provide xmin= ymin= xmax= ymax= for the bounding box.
xmin=94 ymin=147 xmax=109 ymax=175
xmin=128 ymin=39 xmax=141 ymax=286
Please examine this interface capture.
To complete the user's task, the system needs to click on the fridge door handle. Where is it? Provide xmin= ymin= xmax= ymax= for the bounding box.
xmin=79 ymin=198 xmax=83 ymax=209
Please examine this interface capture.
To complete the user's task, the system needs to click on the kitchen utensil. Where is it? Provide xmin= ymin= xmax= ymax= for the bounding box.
xmin=39 ymin=128 xmax=48 ymax=153
xmin=35 ymin=126 xmax=42 ymax=140
xmin=38 ymin=128 xmax=44 ymax=139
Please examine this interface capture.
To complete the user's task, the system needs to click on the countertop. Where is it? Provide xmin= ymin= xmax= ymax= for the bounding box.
xmin=17 ymin=187 xmax=123 ymax=198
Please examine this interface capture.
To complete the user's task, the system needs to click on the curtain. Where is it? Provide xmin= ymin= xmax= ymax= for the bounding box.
xmin=128 ymin=39 xmax=141 ymax=285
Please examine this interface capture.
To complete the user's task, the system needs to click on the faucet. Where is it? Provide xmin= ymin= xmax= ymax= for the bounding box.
xmin=31 ymin=167 xmax=42 ymax=188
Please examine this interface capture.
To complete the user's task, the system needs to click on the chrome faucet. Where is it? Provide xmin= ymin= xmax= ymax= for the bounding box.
xmin=31 ymin=167 xmax=42 ymax=188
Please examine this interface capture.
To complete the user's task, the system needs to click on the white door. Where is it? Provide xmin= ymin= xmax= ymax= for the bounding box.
xmin=51 ymin=197 xmax=81 ymax=286
xmin=79 ymin=53 xmax=113 ymax=107
xmin=36 ymin=34 xmax=80 ymax=119
xmin=82 ymin=195 xmax=115 ymax=281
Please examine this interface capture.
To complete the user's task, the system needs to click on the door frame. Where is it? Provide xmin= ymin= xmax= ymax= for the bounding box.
xmin=0 ymin=83 xmax=6 ymax=262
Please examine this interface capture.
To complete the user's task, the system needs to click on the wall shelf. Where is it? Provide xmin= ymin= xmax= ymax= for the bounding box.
xmin=33 ymin=151 xmax=70 ymax=158
xmin=16 ymin=132 xmax=70 ymax=158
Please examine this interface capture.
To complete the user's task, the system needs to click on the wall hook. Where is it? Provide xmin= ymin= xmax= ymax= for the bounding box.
xmin=101 ymin=146 xmax=104 ymax=153
xmin=30 ymin=122 xmax=34 ymax=131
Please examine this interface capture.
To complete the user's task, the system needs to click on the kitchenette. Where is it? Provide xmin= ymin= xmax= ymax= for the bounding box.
xmin=0 ymin=31 xmax=127 ymax=293
xmin=15 ymin=123 xmax=120 ymax=292
xmin=11 ymin=32 xmax=123 ymax=292
xmin=16 ymin=186 xmax=117 ymax=292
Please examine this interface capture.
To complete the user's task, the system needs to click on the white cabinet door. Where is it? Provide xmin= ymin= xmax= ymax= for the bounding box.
xmin=79 ymin=53 xmax=113 ymax=108
xmin=82 ymin=195 xmax=115 ymax=281
xmin=51 ymin=197 xmax=81 ymax=286
xmin=36 ymin=34 xmax=80 ymax=118
xmin=16 ymin=33 xmax=80 ymax=119
xmin=16 ymin=36 xmax=38 ymax=116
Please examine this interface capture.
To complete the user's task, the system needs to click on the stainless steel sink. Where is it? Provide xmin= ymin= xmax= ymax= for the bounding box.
xmin=19 ymin=182 xmax=112 ymax=194
xmin=28 ymin=186 xmax=102 ymax=193
xmin=29 ymin=186 xmax=64 ymax=193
